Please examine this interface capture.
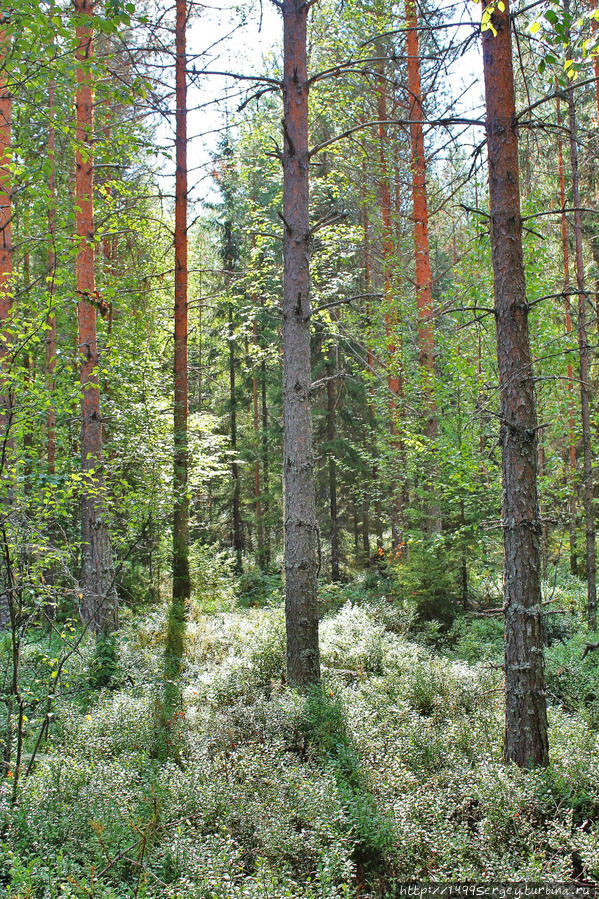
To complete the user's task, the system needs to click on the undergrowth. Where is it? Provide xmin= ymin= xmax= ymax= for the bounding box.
xmin=2 ymin=562 xmax=599 ymax=896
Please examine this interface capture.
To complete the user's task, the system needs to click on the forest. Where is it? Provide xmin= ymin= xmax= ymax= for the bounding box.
xmin=2 ymin=0 xmax=599 ymax=894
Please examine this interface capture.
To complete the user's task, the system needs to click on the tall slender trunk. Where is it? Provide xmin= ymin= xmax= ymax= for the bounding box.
xmin=102 ymin=116 xmax=113 ymax=272
xmin=22 ymin=249 xmax=32 ymax=493
xmin=557 ymin=93 xmax=578 ymax=576
xmin=375 ymin=58 xmax=407 ymax=547
xmin=167 ymin=0 xmax=190 ymax=712
xmin=252 ymin=312 xmax=264 ymax=567
xmin=482 ymin=0 xmax=548 ymax=768
xmin=326 ymin=346 xmax=340 ymax=581
xmin=0 ymin=24 xmax=12 ymax=450
xmin=591 ymin=0 xmax=599 ymax=123
xmin=227 ymin=285 xmax=243 ymax=573
xmin=197 ymin=277 xmax=203 ymax=412
xmin=361 ymin=144 xmax=379 ymax=555
xmin=590 ymin=0 xmax=599 ymax=337
xmin=47 ymin=76 xmax=57 ymax=476
xmin=281 ymin=0 xmax=319 ymax=687
xmin=75 ymin=0 xmax=117 ymax=634
xmin=0 ymin=28 xmax=11 ymax=633
xmin=537 ymin=396 xmax=548 ymax=579
xmin=565 ymin=48 xmax=597 ymax=631
xmin=261 ymin=357 xmax=271 ymax=566
xmin=406 ymin=0 xmax=439 ymax=535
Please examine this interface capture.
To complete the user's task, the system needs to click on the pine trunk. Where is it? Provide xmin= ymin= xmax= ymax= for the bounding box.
xmin=169 ymin=0 xmax=191 ymax=690
xmin=566 ymin=69 xmax=597 ymax=631
xmin=75 ymin=0 xmax=117 ymax=634
xmin=557 ymin=93 xmax=578 ymax=576
xmin=326 ymin=348 xmax=340 ymax=582
xmin=261 ymin=358 xmax=271 ymax=567
xmin=375 ymin=60 xmax=407 ymax=547
xmin=406 ymin=0 xmax=440 ymax=533
xmin=0 ymin=28 xmax=12 ymax=629
xmin=252 ymin=315 xmax=264 ymax=567
xmin=281 ymin=0 xmax=320 ymax=687
xmin=0 ymin=23 xmax=12 ymax=447
xmin=47 ymin=76 xmax=57 ymax=475
xmin=361 ymin=146 xmax=379 ymax=557
xmin=481 ymin=0 xmax=549 ymax=768
xmin=228 ymin=294 xmax=243 ymax=572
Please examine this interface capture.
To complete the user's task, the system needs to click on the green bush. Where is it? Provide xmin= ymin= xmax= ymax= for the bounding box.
xmin=8 ymin=583 xmax=599 ymax=893
xmin=189 ymin=542 xmax=238 ymax=613
xmin=300 ymin=685 xmax=394 ymax=874
xmin=237 ymin=568 xmax=283 ymax=608
xmin=88 ymin=632 xmax=119 ymax=688
xmin=446 ymin=614 xmax=504 ymax=664
xmin=390 ymin=538 xmax=461 ymax=626
xmin=546 ymin=631 xmax=599 ymax=726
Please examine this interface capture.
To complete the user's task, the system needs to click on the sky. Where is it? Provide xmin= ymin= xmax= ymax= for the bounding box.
xmin=153 ymin=0 xmax=281 ymax=205
xmin=153 ymin=0 xmax=485 ymax=208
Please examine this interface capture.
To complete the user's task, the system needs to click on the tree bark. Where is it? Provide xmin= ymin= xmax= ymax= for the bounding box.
xmin=565 ymin=60 xmax=597 ymax=631
xmin=537 ymin=398 xmax=548 ymax=579
xmin=591 ymin=0 xmax=599 ymax=123
xmin=0 ymin=28 xmax=12 ymax=629
xmin=169 ymin=0 xmax=191 ymax=698
xmin=261 ymin=356 xmax=271 ymax=567
xmin=0 ymin=23 xmax=12 ymax=450
xmin=557 ymin=92 xmax=578 ymax=576
xmin=406 ymin=0 xmax=440 ymax=534
xmin=228 ymin=286 xmax=243 ymax=573
xmin=75 ymin=0 xmax=117 ymax=634
xmin=481 ymin=0 xmax=549 ymax=768
xmin=252 ymin=312 xmax=264 ymax=567
xmin=360 ymin=143 xmax=379 ymax=557
xmin=164 ymin=0 xmax=191 ymax=734
xmin=47 ymin=75 xmax=57 ymax=476
xmin=326 ymin=346 xmax=340 ymax=581
xmin=281 ymin=0 xmax=320 ymax=687
xmin=22 ymin=249 xmax=33 ymax=494
xmin=375 ymin=58 xmax=407 ymax=548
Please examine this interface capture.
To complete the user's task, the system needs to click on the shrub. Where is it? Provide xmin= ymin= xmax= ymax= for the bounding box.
xmin=446 ymin=614 xmax=504 ymax=664
xmin=545 ymin=631 xmax=599 ymax=726
xmin=390 ymin=538 xmax=461 ymax=626
xmin=300 ymin=685 xmax=394 ymax=875
xmin=237 ymin=568 xmax=283 ymax=608
xmin=320 ymin=602 xmax=386 ymax=674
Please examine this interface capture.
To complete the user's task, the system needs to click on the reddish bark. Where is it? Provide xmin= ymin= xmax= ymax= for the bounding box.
xmin=75 ymin=0 xmax=117 ymax=633
xmin=281 ymin=0 xmax=320 ymax=687
xmin=406 ymin=0 xmax=440 ymax=533
xmin=482 ymin=0 xmax=548 ymax=767
xmin=172 ymin=0 xmax=190 ymax=609
xmin=375 ymin=59 xmax=408 ymax=546
xmin=406 ymin=0 xmax=435 ymax=392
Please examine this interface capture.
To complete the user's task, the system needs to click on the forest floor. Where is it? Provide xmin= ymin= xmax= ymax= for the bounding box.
xmin=2 ymin=561 xmax=599 ymax=897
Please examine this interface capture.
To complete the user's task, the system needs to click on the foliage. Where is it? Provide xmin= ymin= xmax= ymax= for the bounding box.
xmin=6 ymin=590 xmax=599 ymax=894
